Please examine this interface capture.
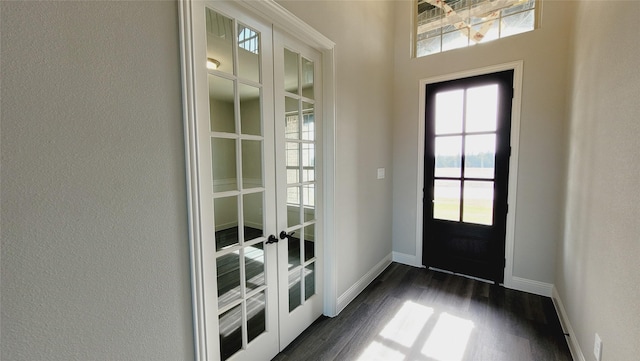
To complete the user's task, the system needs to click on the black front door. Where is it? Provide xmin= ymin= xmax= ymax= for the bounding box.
xmin=422 ymin=70 xmax=514 ymax=283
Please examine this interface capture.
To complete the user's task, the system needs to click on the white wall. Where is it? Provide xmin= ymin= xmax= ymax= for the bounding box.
xmin=557 ymin=1 xmax=640 ymax=360
xmin=277 ymin=0 xmax=396 ymax=299
xmin=1 ymin=2 xmax=194 ymax=360
xmin=391 ymin=0 xmax=574 ymax=284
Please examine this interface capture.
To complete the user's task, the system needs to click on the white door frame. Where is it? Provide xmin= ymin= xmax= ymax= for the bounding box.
xmin=178 ymin=1 xmax=337 ymax=359
xmin=416 ymin=61 xmax=523 ymax=286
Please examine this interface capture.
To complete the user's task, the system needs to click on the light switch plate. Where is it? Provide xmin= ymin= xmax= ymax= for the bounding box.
xmin=377 ymin=168 xmax=385 ymax=179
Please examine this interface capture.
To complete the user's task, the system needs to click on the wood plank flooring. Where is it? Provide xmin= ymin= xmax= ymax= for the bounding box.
xmin=273 ymin=263 xmax=572 ymax=361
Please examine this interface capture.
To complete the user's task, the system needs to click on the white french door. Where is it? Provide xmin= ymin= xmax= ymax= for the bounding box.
xmin=273 ymin=29 xmax=324 ymax=350
xmin=186 ymin=1 xmax=323 ymax=360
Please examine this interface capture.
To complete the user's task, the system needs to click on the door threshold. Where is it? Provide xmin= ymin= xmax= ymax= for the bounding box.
xmin=427 ymin=266 xmax=503 ymax=286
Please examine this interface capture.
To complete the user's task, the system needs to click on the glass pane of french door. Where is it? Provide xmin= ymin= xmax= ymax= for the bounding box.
xmin=274 ymin=31 xmax=323 ymax=350
xmin=280 ymin=49 xmax=317 ymax=314
xmin=205 ymin=6 xmax=276 ymax=361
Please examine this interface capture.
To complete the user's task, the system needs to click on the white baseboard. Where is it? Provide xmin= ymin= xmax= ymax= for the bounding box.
xmin=504 ymin=276 xmax=553 ymax=297
xmin=392 ymin=251 xmax=423 ymax=267
xmin=336 ymin=253 xmax=392 ymax=315
xmin=552 ymin=287 xmax=587 ymax=361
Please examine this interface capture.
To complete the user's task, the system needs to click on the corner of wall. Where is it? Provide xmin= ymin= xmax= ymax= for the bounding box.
xmin=504 ymin=276 xmax=553 ymax=297
xmin=552 ymin=286 xmax=587 ymax=361
xmin=334 ymin=253 xmax=392 ymax=316
xmin=392 ymin=251 xmax=423 ymax=268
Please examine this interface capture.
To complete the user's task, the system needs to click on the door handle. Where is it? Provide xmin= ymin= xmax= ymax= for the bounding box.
xmin=279 ymin=230 xmax=294 ymax=240
xmin=266 ymin=234 xmax=279 ymax=244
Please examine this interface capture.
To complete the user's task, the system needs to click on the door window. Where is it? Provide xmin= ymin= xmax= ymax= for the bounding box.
xmin=432 ymin=84 xmax=499 ymax=226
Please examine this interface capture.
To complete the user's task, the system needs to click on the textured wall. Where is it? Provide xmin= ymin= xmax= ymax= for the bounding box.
xmin=391 ymin=0 xmax=574 ymax=283
xmin=1 ymin=1 xmax=194 ymax=360
xmin=277 ymin=0 xmax=396 ymax=298
xmin=558 ymin=1 xmax=640 ymax=359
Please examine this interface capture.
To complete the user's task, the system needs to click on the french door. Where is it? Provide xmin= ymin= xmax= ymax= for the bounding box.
xmin=190 ymin=2 xmax=323 ymax=360
xmin=422 ymin=70 xmax=513 ymax=283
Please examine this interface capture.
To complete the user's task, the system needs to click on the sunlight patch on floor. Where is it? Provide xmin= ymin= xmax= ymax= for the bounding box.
xmin=421 ymin=312 xmax=475 ymax=361
xmin=356 ymin=299 xmax=475 ymax=361
xmin=356 ymin=341 xmax=405 ymax=361
xmin=379 ymin=301 xmax=434 ymax=348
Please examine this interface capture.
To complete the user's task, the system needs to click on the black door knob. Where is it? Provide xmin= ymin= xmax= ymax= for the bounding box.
xmin=279 ymin=230 xmax=294 ymax=240
xmin=266 ymin=234 xmax=279 ymax=244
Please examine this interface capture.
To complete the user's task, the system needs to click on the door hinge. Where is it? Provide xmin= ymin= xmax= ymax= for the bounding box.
xmin=512 ymin=88 xmax=515 ymax=99
xmin=503 ymin=258 xmax=507 ymax=268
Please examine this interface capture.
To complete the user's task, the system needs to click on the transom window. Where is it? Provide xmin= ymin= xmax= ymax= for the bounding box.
xmin=416 ymin=0 xmax=537 ymax=57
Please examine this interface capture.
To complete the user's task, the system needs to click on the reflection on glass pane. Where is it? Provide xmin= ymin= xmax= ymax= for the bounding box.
xmin=304 ymin=224 xmax=315 ymax=262
xmin=501 ymin=9 xmax=535 ymax=38
xmin=435 ymin=90 xmax=463 ymax=135
xmin=442 ymin=24 xmax=457 ymax=33
xmin=470 ymin=14 xmax=487 ymax=26
xmin=465 ymin=135 xmax=496 ymax=179
xmin=289 ymin=269 xmax=301 ymax=312
xmin=287 ymin=229 xmax=301 ymax=271
xmin=209 ymin=75 xmax=236 ymax=133
xmin=206 ymin=9 xmax=233 ymax=76
xmin=442 ymin=29 xmax=469 ymax=52
xmin=302 ymin=143 xmax=315 ymax=182
xmin=239 ymin=84 xmax=261 ymax=136
xmin=215 ymin=196 xmax=239 ymax=251
xmin=433 ymin=180 xmax=460 ymax=222
xmin=305 ymin=263 xmax=315 ymax=300
xmin=450 ymin=1 xmax=468 ymax=21
xmin=502 ymin=0 xmax=535 ymax=16
xmin=463 ymin=181 xmax=494 ymax=225
xmin=466 ymin=85 xmax=498 ymax=132
xmin=247 ymin=291 xmax=266 ymax=344
xmin=303 ymin=185 xmax=315 ymax=221
xmin=285 ymin=97 xmax=300 ymax=140
xmin=301 ymin=57 xmax=314 ymax=99
xmin=284 ymin=49 xmax=299 ymax=93
xmin=417 ymin=36 xmax=441 ymax=57
xmin=245 ymin=242 xmax=264 ymax=291
xmin=237 ymin=24 xmax=260 ymax=83
xmin=243 ymin=192 xmax=263 ymax=241
xmin=471 ymin=20 xmax=499 ymax=44
xmin=287 ymin=187 xmax=301 ymax=227
xmin=219 ymin=304 xmax=242 ymax=361
xmin=435 ymin=136 xmax=461 ymax=178
xmin=212 ymin=138 xmax=237 ymax=192
xmin=302 ymin=102 xmax=315 ymax=141
xmin=217 ymin=251 xmax=241 ymax=308
xmin=416 ymin=0 xmax=536 ymax=58
xmin=286 ymin=142 xmax=300 ymax=184
xmin=242 ymin=140 xmax=262 ymax=188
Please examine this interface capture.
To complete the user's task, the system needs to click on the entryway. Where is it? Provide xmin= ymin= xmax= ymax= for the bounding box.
xmin=422 ymin=70 xmax=515 ymax=283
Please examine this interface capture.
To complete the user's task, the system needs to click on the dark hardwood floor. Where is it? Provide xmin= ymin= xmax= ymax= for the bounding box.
xmin=273 ymin=263 xmax=572 ymax=361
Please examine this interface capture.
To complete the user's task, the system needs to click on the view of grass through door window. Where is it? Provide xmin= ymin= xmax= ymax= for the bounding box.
xmin=432 ymin=84 xmax=499 ymax=226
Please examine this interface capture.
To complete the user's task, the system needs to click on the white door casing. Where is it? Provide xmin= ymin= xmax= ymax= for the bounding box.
xmin=178 ymin=1 xmax=336 ymax=360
